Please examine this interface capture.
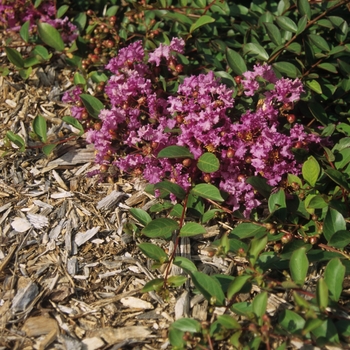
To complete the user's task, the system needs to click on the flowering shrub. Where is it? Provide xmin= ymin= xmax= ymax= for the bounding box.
xmin=0 ymin=0 xmax=78 ymax=42
xmin=64 ymin=39 xmax=321 ymax=216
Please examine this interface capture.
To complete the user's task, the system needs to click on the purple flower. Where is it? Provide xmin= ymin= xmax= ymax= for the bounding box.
xmin=149 ymin=37 xmax=185 ymax=66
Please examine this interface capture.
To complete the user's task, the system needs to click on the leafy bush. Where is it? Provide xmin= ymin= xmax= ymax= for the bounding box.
xmin=2 ymin=0 xmax=350 ymax=348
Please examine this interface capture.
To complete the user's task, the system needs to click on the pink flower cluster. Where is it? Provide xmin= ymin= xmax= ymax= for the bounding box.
xmin=0 ymin=0 xmax=78 ymax=43
xmin=64 ymin=39 xmax=321 ymax=216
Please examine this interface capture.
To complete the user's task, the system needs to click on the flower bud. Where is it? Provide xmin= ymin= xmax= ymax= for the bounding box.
xmin=287 ymin=114 xmax=296 ymax=123
xmin=281 ymin=233 xmax=293 ymax=244
xmin=203 ymin=174 xmax=211 ymax=183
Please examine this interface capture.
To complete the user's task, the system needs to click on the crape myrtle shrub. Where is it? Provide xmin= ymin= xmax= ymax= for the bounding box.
xmin=2 ymin=0 xmax=350 ymax=348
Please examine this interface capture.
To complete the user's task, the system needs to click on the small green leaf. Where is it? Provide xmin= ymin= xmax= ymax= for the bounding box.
xmin=316 ymin=278 xmax=328 ymax=311
xmin=308 ymin=34 xmax=330 ymax=52
xmin=171 ymin=318 xmax=201 ymax=333
xmin=191 ymin=183 xmax=224 ymax=202
xmin=248 ymin=235 xmax=268 ymax=267
xmin=226 ymin=48 xmax=247 ymax=76
xmin=32 ymin=45 xmax=50 ymax=60
xmin=179 ymin=222 xmax=206 ymax=237
xmin=325 ymin=168 xmax=350 ymax=191
xmin=311 ymin=319 xmax=339 ymax=343
xmin=138 ymin=243 xmax=168 ymax=262
xmin=296 ymin=15 xmax=308 ymax=34
xmin=268 ymin=188 xmax=286 ymax=220
xmin=37 ymin=22 xmax=65 ymax=52
xmin=142 ymin=278 xmax=164 ymax=292
xmin=168 ymin=328 xmax=186 ymax=348
xmin=227 ymin=275 xmax=251 ymax=299
xmin=32 ymin=115 xmax=47 ymax=143
xmin=19 ymin=67 xmax=32 ymax=80
xmin=328 ymin=230 xmax=350 ymax=249
xmin=154 ymin=181 xmax=186 ymax=200
xmin=318 ymin=63 xmax=337 ymax=74
xmin=276 ymin=16 xmax=298 ymax=33
xmin=305 ymin=80 xmax=322 ymax=94
xmin=302 ymin=318 xmax=324 ymax=335
xmin=324 ymin=207 xmax=346 ymax=241
xmin=243 ymin=43 xmax=269 ymax=61
xmin=252 ymin=291 xmax=267 ymax=320
xmin=190 ymin=15 xmax=215 ymax=33
xmin=129 ymin=208 xmax=152 ymax=226
xmin=264 ymin=22 xmax=282 ymax=45
xmin=62 ymin=116 xmax=84 ymax=136
xmin=157 ymin=145 xmax=194 ymax=159
xmin=324 ymin=258 xmax=345 ymax=302
xmin=167 ymin=275 xmax=187 ymax=287
xmin=216 ymin=315 xmax=241 ymax=330
xmin=191 ymin=271 xmax=226 ymax=306
xmin=73 ymin=72 xmax=86 ymax=85
xmin=6 ymin=131 xmax=25 ymax=151
xmin=230 ymin=223 xmax=267 ymax=239
xmin=80 ymin=94 xmax=104 ymax=119
xmin=142 ymin=218 xmax=179 ymax=239
xmin=5 ymin=47 xmax=24 ymax=68
xmin=297 ymin=0 xmax=311 ymax=20
xmin=57 ymin=4 xmax=69 ymax=18
xmin=290 ymin=247 xmax=309 ymax=286
xmin=302 ymin=156 xmax=320 ymax=186
xmin=197 ymin=153 xmax=220 ymax=173
xmin=279 ymin=310 xmax=305 ymax=334
xmin=20 ymin=21 xmax=30 ymax=43
xmin=173 ymin=256 xmax=197 ymax=273
xmin=42 ymin=144 xmax=56 ymax=156
xmin=272 ymin=61 xmax=300 ymax=78
xmin=246 ymin=176 xmax=272 ymax=198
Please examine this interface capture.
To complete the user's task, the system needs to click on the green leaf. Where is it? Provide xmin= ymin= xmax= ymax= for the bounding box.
xmin=62 ymin=116 xmax=84 ymax=136
xmin=173 ymin=256 xmax=197 ymax=273
xmin=37 ymin=22 xmax=65 ymax=52
xmin=302 ymin=318 xmax=324 ymax=335
xmin=325 ymin=169 xmax=350 ymax=191
xmin=191 ymin=183 xmax=224 ymax=202
xmin=324 ymin=207 xmax=347 ymax=242
xmin=328 ymin=230 xmax=350 ymax=249
xmin=167 ymin=275 xmax=187 ymax=287
xmin=308 ymin=34 xmax=330 ymax=52
xmin=308 ymin=102 xmax=328 ymax=126
xmin=19 ymin=67 xmax=32 ymax=80
xmin=129 ymin=208 xmax=152 ymax=226
xmin=324 ymin=258 xmax=345 ymax=302
xmin=216 ymin=315 xmax=241 ymax=330
xmin=246 ymin=176 xmax=272 ymax=198
xmin=142 ymin=278 xmax=164 ymax=292
xmin=179 ymin=222 xmax=206 ymax=237
xmin=272 ymin=61 xmax=300 ymax=78
xmin=264 ymin=22 xmax=282 ymax=45
xmin=191 ymin=271 xmax=226 ymax=306
xmin=32 ymin=45 xmax=50 ymax=60
xmin=296 ymin=15 xmax=308 ymax=34
xmin=57 ymin=4 xmax=69 ymax=18
xmin=73 ymin=72 xmax=86 ymax=85
xmin=227 ymin=275 xmax=251 ymax=299
xmin=297 ymin=0 xmax=311 ymax=20
xmin=190 ymin=15 xmax=215 ymax=33
xmin=252 ymin=291 xmax=267 ymax=320
xmin=302 ymin=156 xmax=320 ymax=186
xmin=290 ymin=247 xmax=308 ymax=286
xmin=311 ymin=319 xmax=339 ymax=343
xmin=268 ymin=188 xmax=286 ymax=220
xmin=171 ymin=318 xmax=201 ymax=333
xmin=154 ymin=181 xmax=186 ymax=200
xmin=243 ymin=43 xmax=269 ymax=61
xmin=5 ymin=47 xmax=24 ymax=68
xmin=20 ymin=21 xmax=30 ymax=43
xmin=32 ymin=115 xmax=47 ymax=143
xmin=138 ymin=243 xmax=168 ymax=262
xmin=142 ymin=218 xmax=179 ymax=239
xmin=168 ymin=328 xmax=186 ymax=348
xmin=231 ymin=223 xmax=267 ymax=239
xmin=318 ymin=63 xmax=337 ymax=74
xmin=157 ymin=145 xmax=194 ymax=159
xmin=153 ymin=10 xmax=193 ymax=27
xmin=80 ymin=94 xmax=104 ymax=119
xmin=6 ymin=131 xmax=25 ymax=151
xmin=202 ymin=209 xmax=222 ymax=224
xmin=336 ymin=123 xmax=350 ymax=137
xmin=248 ymin=235 xmax=268 ymax=266
xmin=197 ymin=153 xmax=220 ymax=173
xmin=316 ymin=278 xmax=328 ymax=311
xmin=276 ymin=16 xmax=298 ymax=33
xmin=305 ymin=80 xmax=322 ymax=94
xmin=279 ymin=310 xmax=305 ymax=334
xmin=226 ymin=48 xmax=247 ymax=76
xmin=42 ymin=144 xmax=56 ymax=156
